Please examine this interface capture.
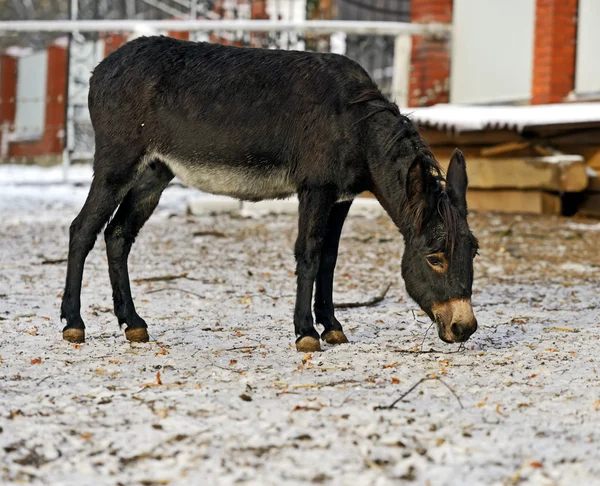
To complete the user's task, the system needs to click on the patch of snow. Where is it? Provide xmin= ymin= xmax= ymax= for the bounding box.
xmin=559 ymin=262 xmax=594 ymax=273
xmin=1 ymin=165 xmax=599 ymax=485
xmin=409 ymin=102 xmax=600 ymax=133
xmin=566 ymin=221 xmax=600 ymax=231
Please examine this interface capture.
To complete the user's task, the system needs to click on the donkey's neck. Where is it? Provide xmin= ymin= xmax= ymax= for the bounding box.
xmin=370 ymin=162 xmax=411 ymax=233
xmin=368 ymin=125 xmax=422 ymax=235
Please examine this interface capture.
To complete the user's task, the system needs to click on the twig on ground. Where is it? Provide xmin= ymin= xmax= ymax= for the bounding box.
xmin=223 ymin=345 xmax=260 ymax=351
xmin=135 ymin=273 xmax=189 ymax=283
xmin=334 ymin=283 xmax=392 ymax=309
xmin=37 ymin=376 xmax=52 ymax=386
xmin=145 ymin=287 xmax=205 ymax=299
xmin=203 ymin=356 xmax=246 ymax=374
xmin=40 ymin=258 xmax=67 ymax=265
xmin=192 ymin=230 xmax=228 ymax=238
xmin=292 ymin=380 xmax=359 ymax=390
xmin=420 ymin=322 xmax=435 ymax=351
xmin=374 ymin=376 xmax=464 ymax=410
xmin=386 ymin=345 xmax=466 ymax=355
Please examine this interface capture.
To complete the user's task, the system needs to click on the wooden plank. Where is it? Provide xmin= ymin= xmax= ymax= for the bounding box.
xmin=466 ymin=190 xmax=561 ymax=215
xmin=418 ymin=129 xmax=522 ymax=146
xmin=480 ymin=141 xmax=531 ymax=157
xmin=419 ymin=127 xmax=600 ymax=148
xmin=431 ymin=146 xmax=540 ymax=160
xmin=360 ymin=189 xmax=562 ymax=215
xmin=579 ymin=148 xmax=600 ymax=169
xmin=437 ymin=156 xmax=588 ymax=192
xmin=543 ymin=128 xmax=600 ymax=145
xmin=523 ymin=121 xmax=600 ymax=136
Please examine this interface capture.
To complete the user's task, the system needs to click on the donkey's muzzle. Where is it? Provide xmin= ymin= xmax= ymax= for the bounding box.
xmin=432 ymin=299 xmax=477 ymax=343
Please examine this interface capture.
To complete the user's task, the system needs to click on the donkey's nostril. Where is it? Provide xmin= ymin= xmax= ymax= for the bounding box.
xmin=451 ymin=320 xmax=477 ymax=341
xmin=450 ymin=323 xmax=462 ymax=339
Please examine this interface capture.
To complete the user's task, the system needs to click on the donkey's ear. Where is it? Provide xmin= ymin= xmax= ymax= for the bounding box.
xmin=405 ymin=155 xmax=429 ymax=205
xmin=447 ymin=148 xmax=468 ymax=213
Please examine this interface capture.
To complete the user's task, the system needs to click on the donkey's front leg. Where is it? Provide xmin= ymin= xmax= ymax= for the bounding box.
xmin=294 ymin=188 xmax=336 ymax=352
xmin=314 ymin=200 xmax=352 ymax=345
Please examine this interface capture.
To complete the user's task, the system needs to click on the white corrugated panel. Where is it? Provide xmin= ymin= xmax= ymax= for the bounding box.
xmin=408 ymin=102 xmax=600 ymax=133
xmin=14 ymin=50 xmax=48 ymax=138
xmin=575 ymin=0 xmax=600 ymax=96
xmin=267 ymin=0 xmax=306 ymax=21
xmin=450 ymin=0 xmax=535 ymax=104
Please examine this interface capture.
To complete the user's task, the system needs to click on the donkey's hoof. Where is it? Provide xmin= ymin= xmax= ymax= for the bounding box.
xmin=322 ymin=330 xmax=349 ymax=345
xmin=125 ymin=327 xmax=150 ymax=343
xmin=63 ymin=328 xmax=85 ymax=343
xmin=296 ymin=336 xmax=322 ymax=353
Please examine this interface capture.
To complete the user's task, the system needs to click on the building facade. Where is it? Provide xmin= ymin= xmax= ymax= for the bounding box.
xmin=0 ymin=0 xmax=598 ymax=162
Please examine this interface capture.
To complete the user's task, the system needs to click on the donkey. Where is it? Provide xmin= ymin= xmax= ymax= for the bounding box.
xmin=60 ymin=36 xmax=479 ymax=352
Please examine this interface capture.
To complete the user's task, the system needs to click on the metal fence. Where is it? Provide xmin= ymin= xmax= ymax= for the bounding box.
xmin=0 ymin=0 xmax=448 ymax=178
xmin=61 ymin=19 xmax=425 ymax=168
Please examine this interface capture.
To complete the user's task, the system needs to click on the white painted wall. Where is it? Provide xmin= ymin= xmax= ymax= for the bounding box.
xmin=575 ymin=0 xmax=600 ymax=96
xmin=14 ymin=51 xmax=48 ymax=137
xmin=267 ymin=0 xmax=307 ymax=51
xmin=450 ymin=0 xmax=535 ymax=104
xmin=266 ymin=0 xmax=306 ymax=22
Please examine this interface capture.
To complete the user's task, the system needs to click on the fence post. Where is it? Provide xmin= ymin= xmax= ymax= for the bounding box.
xmin=62 ymin=0 xmax=79 ymax=182
xmin=391 ymin=33 xmax=411 ymax=108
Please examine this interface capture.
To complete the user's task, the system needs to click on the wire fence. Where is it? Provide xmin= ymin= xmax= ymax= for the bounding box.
xmin=0 ymin=0 xmax=441 ymax=174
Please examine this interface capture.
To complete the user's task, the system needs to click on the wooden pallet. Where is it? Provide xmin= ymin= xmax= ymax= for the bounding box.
xmin=418 ymin=123 xmax=600 ymax=216
xmin=466 ymin=190 xmax=561 ymax=215
xmin=436 ymin=154 xmax=586 ymax=214
xmin=437 ymin=155 xmax=587 ymax=193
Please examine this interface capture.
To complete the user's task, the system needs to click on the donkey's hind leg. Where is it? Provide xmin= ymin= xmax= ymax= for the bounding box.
xmin=104 ymin=161 xmax=174 ymax=343
xmin=294 ymin=188 xmax=336 ymax=352
xmin=314 ymin=200 xmax=352 ymax=345
xmin=61 ymin=152 xmax=140 ymax=343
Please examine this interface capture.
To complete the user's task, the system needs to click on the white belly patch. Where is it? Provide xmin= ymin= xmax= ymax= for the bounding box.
xmin=154 ymin=153 xmax=296 ymax=201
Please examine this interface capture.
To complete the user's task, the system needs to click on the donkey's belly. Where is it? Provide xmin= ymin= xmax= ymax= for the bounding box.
xmin=157 ymin=153 xmax=296 ymax=201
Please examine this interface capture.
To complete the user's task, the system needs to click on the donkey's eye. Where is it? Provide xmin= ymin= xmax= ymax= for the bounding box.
xmin=426 ymin=253 xmax=447 ymax=272
xmin=426 ymin=255 xmax=444 ymax=267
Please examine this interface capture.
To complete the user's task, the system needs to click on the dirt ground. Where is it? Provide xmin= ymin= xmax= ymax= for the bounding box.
xmin=1 ymin=184 xmax=600 ymax=486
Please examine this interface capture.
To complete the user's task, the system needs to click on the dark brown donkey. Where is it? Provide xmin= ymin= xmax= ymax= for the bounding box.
xmin=60 ymin=36 xmax=479 ymax=352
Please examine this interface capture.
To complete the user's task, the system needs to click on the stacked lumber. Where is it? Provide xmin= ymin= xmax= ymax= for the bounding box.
xmin=419 ymin=128 xmax=600 ymax=216
xmin=436 ymin=154 xmax=587 ymax=215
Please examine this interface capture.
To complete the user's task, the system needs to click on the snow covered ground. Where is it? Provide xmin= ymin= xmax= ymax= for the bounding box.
xmin=1 ymin=165 xmax=600 ymax=485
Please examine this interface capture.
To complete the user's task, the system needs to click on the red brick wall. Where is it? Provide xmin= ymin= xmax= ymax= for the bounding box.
xmin=0 ymin=55 xmax=17 ymax=127
xmin=251 ymin=0 xmax=270 ymax=20
xmin=9 ymin=45 xmax=67 ymax=157
xmin=408 ymin=0 xmax=453 ymax=107
xmin=531 ymin=0 xmax=578 ymax=104
xmin=104 ymin=33 xmax=129 ymax=57
xmin=168 ymin=31 xmax=190 ymax=41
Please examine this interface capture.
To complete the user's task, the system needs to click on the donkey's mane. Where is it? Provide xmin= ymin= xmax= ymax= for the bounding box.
xmin=350 ymin=88 xmax=459 ymax=252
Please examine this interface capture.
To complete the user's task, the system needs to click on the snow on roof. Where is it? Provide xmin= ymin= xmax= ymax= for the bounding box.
xmin=407 ymin=102 xmax=600 ymax=133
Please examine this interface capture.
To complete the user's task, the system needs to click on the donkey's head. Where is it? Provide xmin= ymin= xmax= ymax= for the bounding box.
xmin=401 ymin=149 xmax=479 ymax=343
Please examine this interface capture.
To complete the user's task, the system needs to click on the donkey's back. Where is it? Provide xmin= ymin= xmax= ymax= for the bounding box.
xmin=89 ymin=36 xmax=375 ymax=201
xmin=62 ymin=35 xmax=479 ymax=351
xmin=62 ymin=36 xmax=395 ymax=347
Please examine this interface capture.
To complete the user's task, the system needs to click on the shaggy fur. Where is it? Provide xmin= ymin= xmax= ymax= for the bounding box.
xmin=60 ymin=36 xmax=479 ymax=349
